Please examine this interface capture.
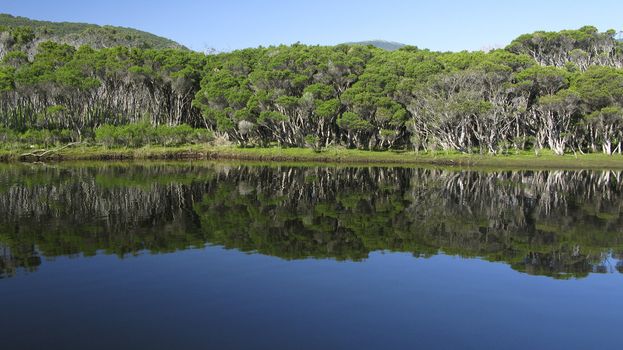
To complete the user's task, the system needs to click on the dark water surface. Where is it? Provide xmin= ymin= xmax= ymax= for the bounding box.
xmin=1 ymin=162 xmax=622 ymax=349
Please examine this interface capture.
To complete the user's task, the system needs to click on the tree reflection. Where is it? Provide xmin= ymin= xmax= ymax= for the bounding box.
xmin=1 ymin=163 xmax=622 ymax=279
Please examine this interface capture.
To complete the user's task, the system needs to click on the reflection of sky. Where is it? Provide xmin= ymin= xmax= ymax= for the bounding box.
xmin=600 ymin=253 xmax=622 ymax=273
xmin=4 ymin=244 xmax=623 ymax=280
xmin=1 ymin=247 xmax=622 ymax=349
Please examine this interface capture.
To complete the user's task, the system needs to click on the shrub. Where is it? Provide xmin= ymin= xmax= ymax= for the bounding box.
xmin=94 ymin=124 xmax=117 ymax=147
xmin=95 ymin=123 xmax=213 ymax=148
xmin=19 ymin=129 xmax=73 ymax=147
xmin=0 ymin=126 xmax=17 ymax=144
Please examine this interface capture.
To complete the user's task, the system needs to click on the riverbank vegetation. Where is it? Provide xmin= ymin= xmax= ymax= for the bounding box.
xmin=3 ymin=144 xmax=623 ymax=169
xmin=2 ymin=20 xmax=623 ymax=158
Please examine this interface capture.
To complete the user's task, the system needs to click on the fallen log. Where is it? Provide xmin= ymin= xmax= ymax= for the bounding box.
xmin=19 ymin=142 xmax=81 ymax=160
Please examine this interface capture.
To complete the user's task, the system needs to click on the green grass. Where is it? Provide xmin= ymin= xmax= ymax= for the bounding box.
xmin=6 ymin=144 xmax=623 ymax=169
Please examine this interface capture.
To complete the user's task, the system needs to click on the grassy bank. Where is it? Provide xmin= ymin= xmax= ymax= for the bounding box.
xmin=4 ymin=144 xmax=623 ymax=169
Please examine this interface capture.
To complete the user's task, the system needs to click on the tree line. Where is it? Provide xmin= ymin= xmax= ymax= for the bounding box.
xmin=2 ymin=25 xmax=623 ymax=154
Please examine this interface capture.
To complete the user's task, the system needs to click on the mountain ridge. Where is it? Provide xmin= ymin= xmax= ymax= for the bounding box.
xmin=342 ymin=40 xmax=407 ymax=51
xmin=0 ymin=13 xmax=187 ymax=52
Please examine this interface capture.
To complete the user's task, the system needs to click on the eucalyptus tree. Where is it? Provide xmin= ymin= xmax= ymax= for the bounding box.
xmin=193 ymin=44 xmax=373 ymax=147
xmin=585 ymin=106 xmax=623 ymax=154
xmin=507 ymin=26 xmax=623 ymax=70
xmin=535 ymin=90 xmax=580 ymax=155
xmin=514 ymin=65 xmax=573 ymax=152
xmin=0 ymin=39 xmax=206 ymax=139
xmin=340 ymin=49 xmax=413 ymax=149
xmin=406 ymin=51 xmax=531 ymax=153
xmin=572 ymin=66 xmax=623 ymax=153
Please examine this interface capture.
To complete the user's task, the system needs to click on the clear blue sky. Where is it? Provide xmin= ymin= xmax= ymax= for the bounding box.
xmin=2 ymin=0 xmax=623 ymax=52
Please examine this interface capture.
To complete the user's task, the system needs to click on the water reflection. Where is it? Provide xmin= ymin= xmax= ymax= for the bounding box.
xmin=1 ymin=163 xmax=622 ymax=279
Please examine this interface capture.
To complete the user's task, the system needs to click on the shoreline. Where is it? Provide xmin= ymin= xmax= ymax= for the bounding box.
xmin=4 ymin=145 xmax=623 ymax=169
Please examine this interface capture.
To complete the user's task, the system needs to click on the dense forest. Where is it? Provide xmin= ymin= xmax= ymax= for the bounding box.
xmin=1 ymin=164 xmax=623 ymax=279
xmin=2 ymin=17 xmax=623 ymax=155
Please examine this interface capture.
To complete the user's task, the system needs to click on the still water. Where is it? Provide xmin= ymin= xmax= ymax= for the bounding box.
xmin=1 ymin=162 xmax=622 ymax=349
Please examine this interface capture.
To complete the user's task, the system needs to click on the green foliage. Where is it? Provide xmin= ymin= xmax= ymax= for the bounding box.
xmin=315 ymin=99 xmax=341 ymax=119
xmin=304 ymin=134 xmax=321 ymax=151
xmin=0 ymin=126 xmax=72 ymax=147
xmin=95 ymin=123 xmax=213 ymax=148
xmin=515 ymin=65 xmax=571 ymax=95
xmin=9 ymin=26 xmax=35 ymax=46
xmin=572 ymin=66 xmax=623 ymax=110
xmin=20 ymin=128 xmax=73 ymax=146
xmin=338 ymin=112 xmax=373 ymax=131
xmin=0 ymin=126 xmax=17 ymax=143
xmin=0 ymin=66 xmax=14 ymax=91
xmin=2 ymin=50 xmax=28 ymax=67
xmin=0 ymin=13 xmax=185 ymax=50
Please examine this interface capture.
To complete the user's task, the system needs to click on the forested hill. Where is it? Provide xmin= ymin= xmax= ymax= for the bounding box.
xmin=2 ymin=22 xmax=623 ymax=156
xmin=343 ymin=40 xmax=406 ymax=51
xmin=0 ymin=13 xmax=186 ymax=56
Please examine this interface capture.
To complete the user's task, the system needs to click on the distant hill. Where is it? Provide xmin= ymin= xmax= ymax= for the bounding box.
xmin=344 ymin=40 xmax=406 ymax=51
xmin=0 ymin=13 xmax=186 ymax=54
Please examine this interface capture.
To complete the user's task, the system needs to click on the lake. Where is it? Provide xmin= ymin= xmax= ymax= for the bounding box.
xmin=1 ymin=162 xmax=622 ymax=349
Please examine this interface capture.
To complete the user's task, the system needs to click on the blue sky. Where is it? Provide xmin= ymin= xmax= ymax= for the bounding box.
xmin=2 ymin=0 xmax=623 ymax=52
